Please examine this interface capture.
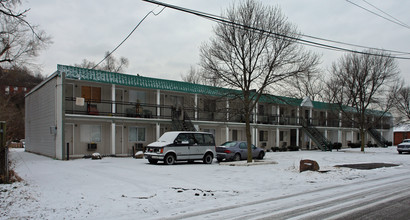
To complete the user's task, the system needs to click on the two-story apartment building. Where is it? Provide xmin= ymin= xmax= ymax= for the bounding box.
xmin=25 ymin=65 xmax=393 ymax=159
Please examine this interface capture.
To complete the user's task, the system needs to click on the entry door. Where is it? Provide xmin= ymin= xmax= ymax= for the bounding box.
xmin=115 ymin=125 xmax=123 ymax=154
xmin=65 ymin=124 xmax=74 ymax=156
xmin=290 ymin=129 xmax=297 ymax=146
xmin=115 ymin=89 xmax=124 ymax=116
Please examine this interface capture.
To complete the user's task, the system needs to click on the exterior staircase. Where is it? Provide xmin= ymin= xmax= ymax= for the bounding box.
xmin=300 ymin=119 xmax=333 ymax=151
xmin=171 ymin=108 xmax=196 ymax=131
xmin=368 ymin=128 xmax=388 ymax=147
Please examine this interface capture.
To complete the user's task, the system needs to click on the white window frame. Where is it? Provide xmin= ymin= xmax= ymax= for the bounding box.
xmin=129 ymin=127 xmax=146 ymax=142
xmin=80 ymin=124 xmax=102 ymax=143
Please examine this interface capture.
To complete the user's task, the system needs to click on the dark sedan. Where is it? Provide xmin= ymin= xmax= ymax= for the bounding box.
xmin=216 ymin=141 xmax=265 ymax=162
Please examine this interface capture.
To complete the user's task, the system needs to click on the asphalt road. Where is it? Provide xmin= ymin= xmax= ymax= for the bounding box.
xmin=160 ymin=171 xmax=410 ymax=220
xmin=335 ymin=196 xmax=410 ymax=220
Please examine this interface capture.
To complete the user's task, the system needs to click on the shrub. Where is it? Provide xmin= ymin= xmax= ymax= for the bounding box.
xmin=287 ymin=146 xmax=299 ymax=151
xmin=279 ymin=146 xmax=287 ymax=152
xmin=271 ymin=147 xmax=279 ymax=152
xmin=348 ymin=142 xmax=361 ymax=148
xmin=332 ymin=142 xmax=342 ymax=150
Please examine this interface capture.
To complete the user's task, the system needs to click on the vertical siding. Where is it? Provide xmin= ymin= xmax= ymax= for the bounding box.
xmin=25 ymin=78 xmax=57 ymax=158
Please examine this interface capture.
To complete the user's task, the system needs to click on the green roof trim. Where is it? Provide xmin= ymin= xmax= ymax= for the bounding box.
xmin=57 ymin=64 xmax=230 ymax=96
xmin=57 ymin=64 xmax=392 ymax=117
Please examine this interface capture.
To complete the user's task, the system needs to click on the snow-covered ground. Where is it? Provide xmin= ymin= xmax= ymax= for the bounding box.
xmin=1 ymin=147 xmax=410 ymax=219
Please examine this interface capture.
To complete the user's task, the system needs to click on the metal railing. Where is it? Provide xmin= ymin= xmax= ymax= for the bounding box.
xmin=64 ymin=97 xmax=391 ymax=129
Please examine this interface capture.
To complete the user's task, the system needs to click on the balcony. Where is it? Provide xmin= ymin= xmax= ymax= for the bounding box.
xmin=65 ymin=97 xmax=164 ymax=119
xmin=64 ymin=97 xmax=378 ymax=128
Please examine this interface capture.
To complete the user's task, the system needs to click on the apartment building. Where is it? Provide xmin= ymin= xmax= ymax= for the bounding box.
xmin=25 ymin=65 xmax=393 ymax=159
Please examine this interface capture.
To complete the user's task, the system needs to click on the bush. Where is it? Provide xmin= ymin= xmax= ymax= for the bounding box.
xmin=333 ymin=142 xmax=342 ymax=151
xmin=287 ymin=146 xmax=300 ymax=151
xmin=348 ymin=142 xmax=361 ymax=148
xmin=271 ymin=147 xmax=279 ymax=152
xmin=279 ymin=146 xmax=287 ymax=152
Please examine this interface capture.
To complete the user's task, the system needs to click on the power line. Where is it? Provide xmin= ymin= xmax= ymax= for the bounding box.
xmin=93 ymin=6 xmax=166 ymax=69
xmin=142 ymin=0 xmax=410 ymax=60
xmin=361 ymin=0 xmax=410 ymax=28
xmin=345 ymin=0 xmax=410 ymax=30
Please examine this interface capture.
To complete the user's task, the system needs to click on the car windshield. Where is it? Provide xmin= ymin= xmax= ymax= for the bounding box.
xmin=220 ymin=141 xmax=238 ymax=147
xmin=404 ymin=140 xmax=410 ymax=143
xmin=157 ymin=132 xmax=179 ymax=142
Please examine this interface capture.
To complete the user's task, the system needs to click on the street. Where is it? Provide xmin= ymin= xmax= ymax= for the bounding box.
xmin=160 ymin=171 xmax=410 ymax=220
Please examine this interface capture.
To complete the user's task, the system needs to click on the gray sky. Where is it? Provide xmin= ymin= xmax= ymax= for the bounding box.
xmin=25 ymin=0 xmax=410 ymax=84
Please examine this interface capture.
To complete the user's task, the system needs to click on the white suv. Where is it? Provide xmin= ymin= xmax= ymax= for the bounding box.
xmin=144 ymin=131 xmax=216 ymax=165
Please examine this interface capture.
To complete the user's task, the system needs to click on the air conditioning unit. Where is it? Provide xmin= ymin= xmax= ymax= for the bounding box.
xmin=135 ymin=143 xmax=144 ymax=151
xmin=88 ymin=143 xmax=97 ymax=150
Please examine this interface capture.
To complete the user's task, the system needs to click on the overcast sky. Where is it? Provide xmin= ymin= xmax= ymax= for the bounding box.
xmin=25 ymin=0 xmax=410 ymax=84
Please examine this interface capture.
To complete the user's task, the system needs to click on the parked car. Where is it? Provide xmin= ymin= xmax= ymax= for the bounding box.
xmin=144 ymin=131 xmax=216 ymax=165
xmin=397 ymin=139 xmax=410 ymax=154
xmin=216 ymin=141 xmax=265 ymax=162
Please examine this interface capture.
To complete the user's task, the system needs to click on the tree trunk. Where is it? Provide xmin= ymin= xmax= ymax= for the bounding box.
xmin=0 ymin=122 xmax=7 ymax=183
xmin=360 ymin=128 xmax=365 ymax=152
xmin=245 ymin=110 xmax=253 ymax=163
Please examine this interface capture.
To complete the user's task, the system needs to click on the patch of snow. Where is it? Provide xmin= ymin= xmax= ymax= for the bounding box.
xmin=2 ymin=147 xmax=409 ymax=219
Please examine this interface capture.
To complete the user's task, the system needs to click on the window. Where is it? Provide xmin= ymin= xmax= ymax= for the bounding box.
xmin=258 ymin=104 xmax=265 ymax=115
xmin=129 ymin=127 xmax=146 ymax=142
xmin=204 ymin=99 xmax=216 ymax=112
xmin=239 ymin=142 xmax=247 ymax=149
xmin=280 ymin=131 xmax=284 ymax=141
xmin=80 ymin=125 xmax=101 ymax=143
xmin=170 ymin=95 xmax=184 ymax=107
xmin=129 ymin=90 xmax=146 ymax=104
xmin=175 ymin=133 xmax=191 ymax=143
xmin=203 ymin=134 xmax=215 ymax=145
xmin=81 ymin=86 xmax=101 ymax=102
xmin=259 ymin=130 xmax=268 ymax=141
xmin=193 ymin=133 xmax=205 ymax=145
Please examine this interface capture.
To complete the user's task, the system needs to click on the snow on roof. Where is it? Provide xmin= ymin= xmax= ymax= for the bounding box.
xmin=394 ymin=124 xmax=410 ymax=132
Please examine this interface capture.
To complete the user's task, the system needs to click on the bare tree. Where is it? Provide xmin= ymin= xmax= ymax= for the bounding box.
xmin=200 ymin=0 xmax=319 ymax=162
xmin=75 ymin=51 xmax=129 ymax=73
xmin=391 ymin=84 xmax=410 ymax=123
xmin=276 ymin=70 xmax=325 ymax=101
xmin=181 ymin=66 xmax=203 ymax=84
xmin=327 ymin=50 xmax=400 ymax=152
xmin=181 ymin=65 xmax=222 ymax=87
xmin=0 ymin=0 xmax=51 ymax=67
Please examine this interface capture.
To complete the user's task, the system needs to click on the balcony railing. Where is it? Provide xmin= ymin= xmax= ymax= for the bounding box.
xmin=64 ymin=97 xmax=391 ymax=128
xmin=65 ymin=97 xmax=166 ymax=119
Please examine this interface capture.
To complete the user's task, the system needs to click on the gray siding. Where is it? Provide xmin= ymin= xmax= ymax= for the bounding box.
xmin=25 ymin=77 xmax=57 ymax=158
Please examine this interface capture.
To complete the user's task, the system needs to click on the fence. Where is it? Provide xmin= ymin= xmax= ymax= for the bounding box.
xmin=0 ymin=122 xmax=7 ymax=183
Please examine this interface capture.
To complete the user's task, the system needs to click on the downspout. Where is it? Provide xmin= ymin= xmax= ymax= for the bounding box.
xmin=61 ymin=71 xmax=66 ymax=160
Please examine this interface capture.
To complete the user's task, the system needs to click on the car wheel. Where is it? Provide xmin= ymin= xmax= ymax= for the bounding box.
xmin=148 ymin=159 xmax=158 ymax=164
xmin=233 ymin=153 xmax=241 ymax=161
xmin=399 ymin=151 xmax=403 ymax=154
xmin=203 ymin=153 xmax=213 ymax=164
xmin=164 ymin=154 xmax=176 ymax=165
xmin=257 ymin=151 xmax=265 ymax=159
